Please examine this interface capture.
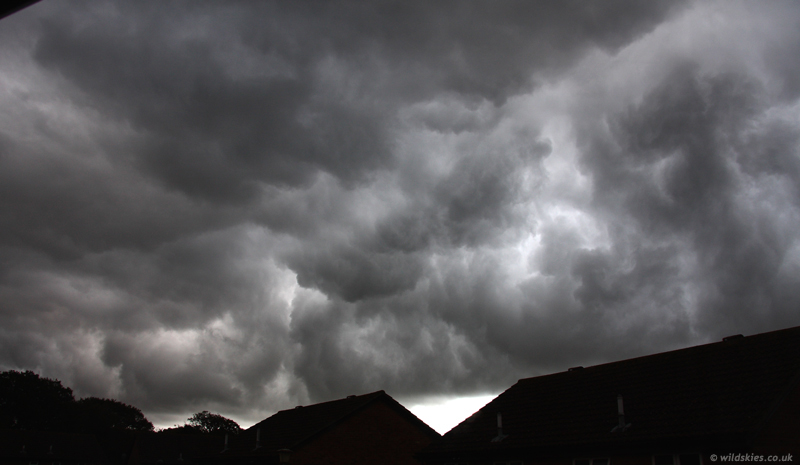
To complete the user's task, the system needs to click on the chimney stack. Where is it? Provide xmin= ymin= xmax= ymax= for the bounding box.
xmin=611 ymin=395 xmax=631 ymax=432
xmin=254 ymin=428 xmax=262 ymax=450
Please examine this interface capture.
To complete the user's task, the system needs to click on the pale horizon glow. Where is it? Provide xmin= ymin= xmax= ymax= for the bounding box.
xmin=150 ymin=394 xmax=498 ymax=434
xmin=408 ymin=394 xmax=497 ymax=435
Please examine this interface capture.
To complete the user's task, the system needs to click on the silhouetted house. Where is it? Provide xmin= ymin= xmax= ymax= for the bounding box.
xmin=201 ymin=390 xmax=439 ymax=465
xmin=419 ymin=326 xmax=800 ymax=464
xmin=0 ymin=0 xmax=41 ymax=21
xmin=0 ymin=429 xmax=106 ymax=465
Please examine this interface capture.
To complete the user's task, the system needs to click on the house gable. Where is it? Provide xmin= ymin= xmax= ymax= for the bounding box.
xmin=204 ymin=390 xmax=438 ymax=464
xmin=290 ymin=399 xmax=439 ymax=465
xmin=420 ymin=326 xmax=800 ymax=463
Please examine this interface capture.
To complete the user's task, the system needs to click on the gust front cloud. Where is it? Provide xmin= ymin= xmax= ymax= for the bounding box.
xmin=1 ymin=0 xmax=799 ymax=427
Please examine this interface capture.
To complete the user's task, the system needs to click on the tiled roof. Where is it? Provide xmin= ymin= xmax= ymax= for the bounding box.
xmin=217 ymin=390 xmax=437 ymax=458
xmin=422 ymin=326 xmax=800 ymax=458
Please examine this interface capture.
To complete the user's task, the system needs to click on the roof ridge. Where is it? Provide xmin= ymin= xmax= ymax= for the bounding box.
xmin=517 ymin=325 xmax=800 ymax=384
xmin=247 ymin=390 xmax=385 ymax=431
xmin=240 ymin=390 xmax=390 ymax=452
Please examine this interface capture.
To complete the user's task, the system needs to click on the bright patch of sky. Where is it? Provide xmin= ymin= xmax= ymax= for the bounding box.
xmin=407 ymin=394 xmax=497 ymax=435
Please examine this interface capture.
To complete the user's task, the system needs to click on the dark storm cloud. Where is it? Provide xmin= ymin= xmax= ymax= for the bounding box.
xmin=287 ymin=245 xmax=425 ymax=303
xmin=2 ymin=0 xmax=800 ymax=428
xmin=27 ymin=0 xmax=684 ymax=202
xmin=289 ymin=284 xmax=520 ymax=401
xmin=434 ymin=132 xmax=551 ymax=246
xmin=278 ymin=0 xmax=684 ymax=104
xmin=282 ymin=127 xmax=551 ymax=303
xmin=31 ymin=2 xmax=388 ymax=202
xmin=574 ymin=61 xmax=800 ymax=339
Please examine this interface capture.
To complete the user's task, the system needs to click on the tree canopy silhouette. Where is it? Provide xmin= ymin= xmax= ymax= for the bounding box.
xmin=187 ymin=410 xmax=242 ymax=433
xmin=75 ymin=397 xmax=154 ymax=433
xmin=0 ymin=370 xmax=75 ymax=431
xmin=0 ymin=370 xmax=154 ymax=433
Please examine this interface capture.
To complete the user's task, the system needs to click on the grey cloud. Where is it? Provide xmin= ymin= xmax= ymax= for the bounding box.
xmin=32 ymin=2 xmax=390 ymax=203
xmin=575 ymin=65 xmax=800 ymax=339
xmin=435 ymin=133 xmax=551 ymax=247
xmin=287 ymin=245 xmax=425 ymax=303
xmin=282 ymin=128 xmax=551 ymax=302
xmin=28 ymin=0 xmax=685 ymax=203
xmin=590 ymin=67 xmax=753 ymax=232
xmin=289 ymin=291 xmax=519 ymax=401
xmin=101 ymin=330 xmax=243 ymax=410
xmin=0 ymin=120 xmax=236 ymax=263
xmin=4 ymin=0 xmax=800 ymax=429
xmin=301 ymin=0 xmax=685 ymax=104
xmin=374 ymin=211 xmax=435 ymax=254
xmin=426 ymin=245 xmax=687 ymax=374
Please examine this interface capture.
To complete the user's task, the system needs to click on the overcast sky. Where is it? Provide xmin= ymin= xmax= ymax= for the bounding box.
xmin=2 ymin=0 xmax=800 ymax=433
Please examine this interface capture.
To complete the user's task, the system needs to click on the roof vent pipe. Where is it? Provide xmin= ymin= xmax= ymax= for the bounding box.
xmin=254 ymin=428 xmax=262 ymax=450
xmin=610 ymin=395 xmax=631 ymax=432
xmin=491 ymin=412 xmax=508 ymax=442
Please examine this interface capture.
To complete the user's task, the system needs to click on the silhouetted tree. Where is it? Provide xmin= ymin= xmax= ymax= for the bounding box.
xmin=187 ymin=411 xmax=242 ymax=433
xmin=0 ymin=370 xmax=156 ymax=434
xmin=158 ymin=424 xmax=203 ymax=434
xmin=0 ymin=370 xmax=75 ymax=431
xmin=75 ymin=397 xmax=154 ymax=433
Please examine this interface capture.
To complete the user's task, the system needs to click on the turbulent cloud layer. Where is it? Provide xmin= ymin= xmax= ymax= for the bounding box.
xmin=1 ymin=0 xmax=799 ymax=427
